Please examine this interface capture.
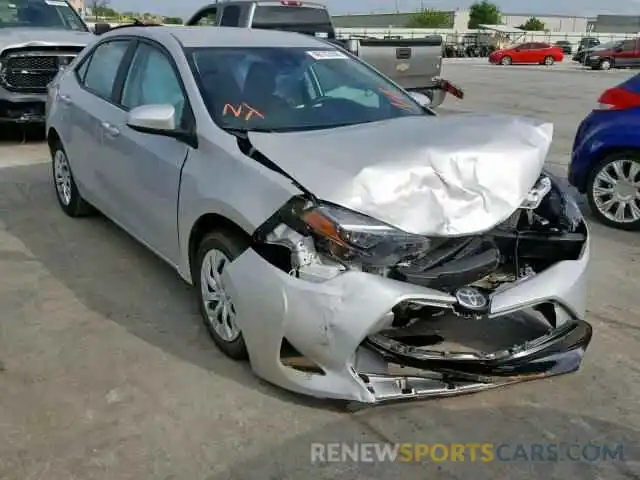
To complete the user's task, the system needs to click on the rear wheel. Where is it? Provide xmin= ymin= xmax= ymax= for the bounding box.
xmin=586 ymin=152 xmax=640 ymax=231
xmin=50 ymin=140 xmax=94 ymax=217
xmin=500 ymin=56 xmax=512 ymax=65
xmin=194 ymin=228 xmax=250 ymax=360
xmin=543 ymin=56 xmax=555 ymax=65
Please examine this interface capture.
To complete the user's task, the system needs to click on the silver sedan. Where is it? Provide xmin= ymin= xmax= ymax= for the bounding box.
xmin=46 ymin=26 xmax=592 ymax=404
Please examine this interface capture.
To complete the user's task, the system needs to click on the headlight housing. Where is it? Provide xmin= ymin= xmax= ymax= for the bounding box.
xmin=278 ymin=198 xmax=433 ymax=267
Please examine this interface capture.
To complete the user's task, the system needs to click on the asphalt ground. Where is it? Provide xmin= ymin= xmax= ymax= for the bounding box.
xmin=0 ymin=59 xmax=639 ymax=479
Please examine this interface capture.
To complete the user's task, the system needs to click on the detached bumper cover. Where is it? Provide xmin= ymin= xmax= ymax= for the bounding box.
xmin=222 ymin=237 xmax=591 ymax=404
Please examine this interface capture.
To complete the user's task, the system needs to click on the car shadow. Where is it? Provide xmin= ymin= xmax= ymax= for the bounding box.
xmin=206 ymin=404 xmax=639 ymax=479
xmin=0 ymin=161 xmax=342 ymax=410
xmin=0 ymin=124 xmax=45 ymax=144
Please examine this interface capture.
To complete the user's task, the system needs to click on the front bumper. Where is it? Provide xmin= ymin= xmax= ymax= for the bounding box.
xmin=0 ymin=87 xmax=47 ymax=124
xmin=222 ymin=236 xmax=591 ymax=404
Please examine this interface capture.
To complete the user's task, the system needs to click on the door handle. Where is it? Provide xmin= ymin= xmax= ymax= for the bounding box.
xmin=101 ymin=121 xmax=120 ymax=137
xmin=59 ymin=94 xmax=71 ymax=104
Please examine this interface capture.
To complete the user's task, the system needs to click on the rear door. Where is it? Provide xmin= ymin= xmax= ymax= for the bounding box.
xmin=613 ymin=39 xmax=637 ymax=67
xmin=61 ymin=38 xmax=135 ymax=210
xmin=532 ymin=43 xmax=550 ymax=62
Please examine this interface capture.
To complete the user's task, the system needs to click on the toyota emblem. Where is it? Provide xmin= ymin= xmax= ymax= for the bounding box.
xmin=454 ymin=287 xmax=488 ymax=311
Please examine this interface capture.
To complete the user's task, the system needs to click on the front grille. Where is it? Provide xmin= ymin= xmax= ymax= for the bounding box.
xmin=0 ymin=52 xmax=77 ymax=93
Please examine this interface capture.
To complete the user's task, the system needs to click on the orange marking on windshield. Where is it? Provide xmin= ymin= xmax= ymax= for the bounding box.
xmin=222 ymin=103 xmax=265 ymax=120
xmin=223 ymin=103 xmax=243 ymax=117
xmin=378 ymin=88 xmax=413 ymax=110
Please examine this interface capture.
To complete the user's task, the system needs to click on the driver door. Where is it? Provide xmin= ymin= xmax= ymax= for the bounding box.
xmin=98 ymin=41 xmax=191 ymax=264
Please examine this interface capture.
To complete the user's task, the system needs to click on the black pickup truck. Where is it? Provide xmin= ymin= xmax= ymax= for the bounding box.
xmin=183 ymin=0 xmax=462 ymax=107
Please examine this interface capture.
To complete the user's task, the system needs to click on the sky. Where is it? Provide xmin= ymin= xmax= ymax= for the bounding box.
xmin=108 ymin=0 xmax=640 ymax=18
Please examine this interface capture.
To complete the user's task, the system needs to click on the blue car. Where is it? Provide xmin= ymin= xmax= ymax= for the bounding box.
xmin=569 ymin=73 xmax=640 ymax=230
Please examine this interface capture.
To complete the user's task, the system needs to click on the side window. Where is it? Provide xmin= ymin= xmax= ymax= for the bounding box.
xmin=121 ymin=43 xmax=187 ymax=126
xmin=82 ymin=40 xmax=130 ymax=99
xmin=75 ymin=55 xmax=90 ymax=82
xmin=220 ymin=5 xmax=241 ymax=26
xmin=193 ymin=7 xmax=217 ymax=25
xmin=621 ymin=40 xmax=635 ymax=52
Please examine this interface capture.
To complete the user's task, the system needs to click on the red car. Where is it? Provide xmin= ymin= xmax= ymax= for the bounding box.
xmin=489 ymin=42 xmax=564 ymax=66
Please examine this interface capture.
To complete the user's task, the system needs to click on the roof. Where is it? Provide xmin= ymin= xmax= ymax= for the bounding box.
xmin=104 ymin=26 xmax=330 ymax=49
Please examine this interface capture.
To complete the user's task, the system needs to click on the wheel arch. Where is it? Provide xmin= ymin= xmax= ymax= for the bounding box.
xmin=583 ymin=147 xmax=640 ymax=190
xmin=187 ymin=213 xmax=251 ymax=281
xmin=47 ymin=127 xmax=61 ymax=153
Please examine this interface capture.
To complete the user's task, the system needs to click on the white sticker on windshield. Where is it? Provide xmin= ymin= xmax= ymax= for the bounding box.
xmin=314 ymin=32 xmax=329 ymax=39
xmin=45 ymin=0 xmax=68 ymax=5
xmin=306 ymin=50 xmax=348 ymax=60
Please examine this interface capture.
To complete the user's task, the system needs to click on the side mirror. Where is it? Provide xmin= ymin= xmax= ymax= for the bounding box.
xmin=127 ymin=104 xmax=198 ymax=147
xmin=408 ymin=91 xmax=431 ymax=107
xmin=93 ymin=22 xmax=112 ymax=35
xmin=615 ymin=47 xmax=623 ymax=52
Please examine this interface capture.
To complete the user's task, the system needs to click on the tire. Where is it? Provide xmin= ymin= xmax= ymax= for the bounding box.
xmin=586 ymin=151 xmax=640 ymax=231
xmin=500 ymin=56 xmax=512 ymax=65
xmin=194 ymin=228 xmax=251 ymax=360
xmin=50 ymin=140 xmax=94 ymax=217
xmin=599 ymin=59 xmax=612 ymax=70
xmin=543 ymin=56 xmax=555 ymax=66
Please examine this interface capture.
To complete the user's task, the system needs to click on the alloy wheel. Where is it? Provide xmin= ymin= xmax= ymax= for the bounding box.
xmin=592 ymin=159 xmax=640 ymax=224
xmin=53 ymin=149 xmax=72 ymax=206
xmin=200 ymin=248 xmax=241 ymax=342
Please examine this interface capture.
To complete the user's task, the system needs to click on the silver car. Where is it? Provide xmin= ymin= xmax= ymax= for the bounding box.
xmin=46 ymin=26 xmax=592 ymax=404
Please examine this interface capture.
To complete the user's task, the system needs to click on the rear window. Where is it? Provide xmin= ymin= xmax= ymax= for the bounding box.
xmin=252 ymin=5 xmax=330 ymax=25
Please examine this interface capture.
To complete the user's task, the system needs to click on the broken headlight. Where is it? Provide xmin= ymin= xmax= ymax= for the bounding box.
xmin=298 ymin=203 xmax=432 ymax=267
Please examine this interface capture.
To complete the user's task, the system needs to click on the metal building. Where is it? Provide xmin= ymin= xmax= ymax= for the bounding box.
xmin=592 ymin=15 xmax=640 ymax=33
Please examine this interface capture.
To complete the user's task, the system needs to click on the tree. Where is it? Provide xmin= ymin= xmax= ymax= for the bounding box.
xmin=406 ymin=9 xmax=452 ymax=28
xmin=88 ymin=0 xmax=112 ymax=20
xmin=517 ymin=17 xmax=546 ymax=31
xmin=163 ymin=16 xmax=184 ymax=25
xmin=468 ymin=1 xmax=502 ymax=29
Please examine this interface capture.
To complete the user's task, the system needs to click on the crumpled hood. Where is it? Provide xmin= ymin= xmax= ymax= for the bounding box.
xmin=248 ymin=113 xmax=553 ymax=236
xmin=0 ymin=28 xmax=93 ymax=54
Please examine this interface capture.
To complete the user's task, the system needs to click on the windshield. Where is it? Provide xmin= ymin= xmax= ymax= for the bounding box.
xmin=0 ymin=0 xmax=87 ymax=31
xmin=189 ymin=46 xmax=425 ymax=133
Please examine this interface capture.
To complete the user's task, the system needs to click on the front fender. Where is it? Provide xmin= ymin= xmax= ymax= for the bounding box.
xmin=176 ymin=136 xmax=300 ymax=282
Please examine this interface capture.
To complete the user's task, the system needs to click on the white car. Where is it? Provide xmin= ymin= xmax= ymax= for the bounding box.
xmin=46 ymin=25 xmax=592 ymax=404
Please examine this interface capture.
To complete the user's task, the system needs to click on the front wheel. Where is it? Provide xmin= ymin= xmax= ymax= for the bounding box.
xmin=599 ymin=59 xmax=612 ymax=70
xmin=543 ymin=56 xmax=555 ymax=65
xmin=500 ymin=56 xmax=512 ymax=65
xmin=586 ymin=152 xmax=640 ymax=231
xmin=195 ymin=228 xmax=250 ymax=360
xmin=51 ymin=140 xmax=94 ymax=217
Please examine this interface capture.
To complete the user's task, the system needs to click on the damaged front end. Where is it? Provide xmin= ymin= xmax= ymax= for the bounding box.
xmin=221 ymin=169 xmax=591 ymax=404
